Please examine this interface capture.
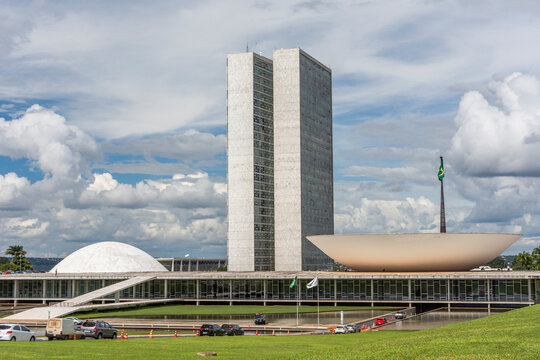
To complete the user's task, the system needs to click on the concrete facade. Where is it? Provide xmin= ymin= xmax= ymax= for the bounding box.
xmin=227 ymin=48 xmax=333 ymax=272
xmin=1 ymin=271 xmax=538 ymax=309
xmin=227 ymin=53 xmax=274 ymax=271
xmin=274 ymin=49 xmax=334 ymax=271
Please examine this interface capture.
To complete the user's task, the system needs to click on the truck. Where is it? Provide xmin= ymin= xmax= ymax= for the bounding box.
xmin=46 ymin=318 xmax=85 ymax=340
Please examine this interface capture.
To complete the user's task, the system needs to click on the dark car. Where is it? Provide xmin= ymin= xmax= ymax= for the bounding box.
xmin=254 ymin=313 xmax=266 ymax=325
xmin=221 ymin=324 xmax=244 ymax=336
xmin=375 ymin=318 xmax=386 ymax=325
xmin=81 ymin=320 xmax=117 ymax=339
xmin=199 ymin=324 xmax=225 ymax=336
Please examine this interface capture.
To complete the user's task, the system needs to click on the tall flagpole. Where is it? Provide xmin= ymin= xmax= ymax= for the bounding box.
xmin=317 ymin=286 xmax=320 ymax=326
xmin=439 ymin=156 xmax=446 ymax=233
xmin=296 ymin=279 xmax=299 ymax=326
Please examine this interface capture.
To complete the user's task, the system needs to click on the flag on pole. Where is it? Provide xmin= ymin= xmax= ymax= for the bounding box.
xmin=307 ymin=277 xmax=319 ymax=289
xmin=437 ymin=158 xmax=445 ymax=181
xmin=289 ymin=276 xmax=297 ymax=288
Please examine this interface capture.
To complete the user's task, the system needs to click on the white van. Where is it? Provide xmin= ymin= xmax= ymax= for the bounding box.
xmin=46 ymin=318 xmax=85 ymax=340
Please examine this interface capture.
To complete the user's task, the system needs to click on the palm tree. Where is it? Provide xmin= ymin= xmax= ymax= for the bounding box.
xmin=532 ymin=246 xmax=540 ymax=270
xmin=5 ymin=245 xmax=27 ymax=271
xmin=512 ymin=251 xmax=535 ymax=270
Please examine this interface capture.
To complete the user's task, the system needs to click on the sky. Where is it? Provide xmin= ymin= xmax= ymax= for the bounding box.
xmin=1 ymin=0 xmax=540 ymax=258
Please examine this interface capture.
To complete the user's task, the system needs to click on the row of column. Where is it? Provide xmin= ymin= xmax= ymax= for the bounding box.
xmin=6 ymin=278 xmax=539 ymax=305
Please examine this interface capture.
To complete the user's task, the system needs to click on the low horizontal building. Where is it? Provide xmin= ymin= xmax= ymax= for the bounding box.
xmin=1 ymin=271 xmax=539 ymax=308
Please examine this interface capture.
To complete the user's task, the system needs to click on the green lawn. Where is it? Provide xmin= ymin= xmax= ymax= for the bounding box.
xmin=2 ymin=305 xmax=539 ymax=359
xmin=72 ymin=304 xmax=397 ymax=318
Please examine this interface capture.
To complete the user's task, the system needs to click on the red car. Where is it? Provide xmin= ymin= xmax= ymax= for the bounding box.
xmin=375 ymin=318 xmax=386 ymax=325
xmin=1 ymin=270 xmax=14 ymax=275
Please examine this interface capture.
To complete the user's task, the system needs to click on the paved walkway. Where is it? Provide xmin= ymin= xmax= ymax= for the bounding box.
xmin=4 ymin=275 xmax=155 ymax=321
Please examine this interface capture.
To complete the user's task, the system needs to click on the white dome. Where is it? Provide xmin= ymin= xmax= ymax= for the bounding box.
xmin=50 ymin=242 xmax=168 ymax=273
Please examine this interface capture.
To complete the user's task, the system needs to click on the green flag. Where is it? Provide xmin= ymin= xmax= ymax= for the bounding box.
xmin=289 ymin=276 xmax=297 ymax=288
xmin=437 ymin=159 xmax=445 ymax=181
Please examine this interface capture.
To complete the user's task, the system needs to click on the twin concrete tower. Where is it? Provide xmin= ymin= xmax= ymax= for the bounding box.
xmin=227 ymin=48 xmax=334 ymax=272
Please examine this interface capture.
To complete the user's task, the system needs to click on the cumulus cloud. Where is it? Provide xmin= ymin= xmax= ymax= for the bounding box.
xmin=0 ymin=172 xmax=30 ymax=209
xmin=451 ymin=73 xmax=540 ymax=177
xmin=335 ymin=196 xmax=439 ymax=234
xmin=0 ymin=105 xmax=98 ymax=179
xmin=0 ymin=104 xmax=227 ymax=257
xmin=77 ymin=171 xmax=225 ymax=209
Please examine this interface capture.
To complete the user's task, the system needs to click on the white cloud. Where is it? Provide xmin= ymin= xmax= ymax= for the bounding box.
xmin=451 ymin=73 xmax=540 ymax=177
xmin=335 ymin=196 xmax=439 ymax=234
xmin=0 ymin=105 xmax=98 ymax=179
xmin=0 ymin=172 xmax=30 ymax=208
xmin=0 ymin=217 xmax=49 ymax=239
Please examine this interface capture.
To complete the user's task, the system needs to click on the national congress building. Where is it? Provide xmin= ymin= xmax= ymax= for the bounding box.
xmin=227 ymin=48 xmax=334 ymax=272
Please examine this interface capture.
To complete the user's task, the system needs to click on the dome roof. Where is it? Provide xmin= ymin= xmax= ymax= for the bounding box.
xmin=50 ymin=241 xmax=168 ymax=273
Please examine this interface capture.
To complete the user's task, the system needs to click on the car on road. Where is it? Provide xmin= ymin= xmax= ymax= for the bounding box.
xmin=346 ymin=324 xmax=358 ymax=333
xmin=199 ymin=324 xmax=225 ymax=336
xmin=1 ymin=270 xmax=14 ymax=275
xmin=375 ymin=318 xmax=386 ymax=325
xmin=65 ymin=317 xmax=83 ymax=330
xmin=334 ymin=325 xmax=348 ymax=334
xmin=254 ymin=313 xmax=266 ymax=325
xmin=221 ymin=324 xmax=244 ymax=336
xmin=394 ymin=312 xmax=406 ymax=319
xmin=81 ymin=320 xmax=117 ymax=339
xmin=0 ymin=324 xmax=36 ymax=341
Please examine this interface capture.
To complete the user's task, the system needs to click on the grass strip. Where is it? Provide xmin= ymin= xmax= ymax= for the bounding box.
xmin=71 ymin=304 xmax=397 ymax=318
xmin=4 ymin=305 xmax=539 ymax=359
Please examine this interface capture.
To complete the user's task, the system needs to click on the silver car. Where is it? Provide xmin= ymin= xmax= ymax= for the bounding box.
xmin=0 ymin=324 xmax=36 ymax=341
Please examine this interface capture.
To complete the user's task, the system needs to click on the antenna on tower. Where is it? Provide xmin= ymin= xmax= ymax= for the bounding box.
xmin=246 ymin=43 xmax=249 ymax=52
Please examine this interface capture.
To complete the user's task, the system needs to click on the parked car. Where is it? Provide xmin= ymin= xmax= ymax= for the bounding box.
xmin=254 ymin=313 xmax=266 ymax=325
xmin=0 ymin=324 xmax=36 ymax=341
xmin=334 ymin=325 xmax=348 ymax=334
xmin=375 ymin=318 xmax=386 ymax=325
xmin=199 ymin=324 xmax=225 ymax=336
xmin=1 ymin=270 xmax=13 ymax=275
xmin=46 ymin=318 xmax=84 ymax=340
xmin=80 ymin=320 xmax=117 ymax=339
xmin=221 ymin=324 xmax=244 ymax=336
xmin=65 ymin=317 xmax=83 ymax=330
xmin=394 ymin=312 xmax=406 ymax=319
xmin=346 ymin=324 xmax=358 ymax=333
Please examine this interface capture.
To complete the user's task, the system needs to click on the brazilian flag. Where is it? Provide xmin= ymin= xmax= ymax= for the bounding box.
xmin=438 ymin=159 xmax=445 ymax=181
xmin=289 ymin=276 xmax=297 ymax=288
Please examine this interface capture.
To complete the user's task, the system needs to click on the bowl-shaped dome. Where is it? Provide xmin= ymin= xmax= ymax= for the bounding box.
xmin=307 ymin=233 xmax=520 ymax=272
xmin=50 ymin=241 xmax=168 ymax=273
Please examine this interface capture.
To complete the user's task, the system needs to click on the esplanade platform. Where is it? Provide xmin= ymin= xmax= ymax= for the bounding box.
xmin=1 ymin=270 xmax=539 ymax=313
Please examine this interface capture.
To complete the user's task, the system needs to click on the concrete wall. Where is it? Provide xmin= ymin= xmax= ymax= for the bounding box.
xmin=227 ymin=53 xmax=256 ymax=271
xmin=273 ymin=49 xmax=303 ymax=271
xmin=273 ymin=48 xmax=334 ymax=271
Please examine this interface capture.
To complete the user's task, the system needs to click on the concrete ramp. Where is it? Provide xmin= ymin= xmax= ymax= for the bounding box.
xmin=4 ymin=275 xmax=155 ymax=321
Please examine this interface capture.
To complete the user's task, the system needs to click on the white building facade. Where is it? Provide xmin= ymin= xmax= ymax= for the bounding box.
xmin=227 ymin=48 xmax=333 ymax=272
